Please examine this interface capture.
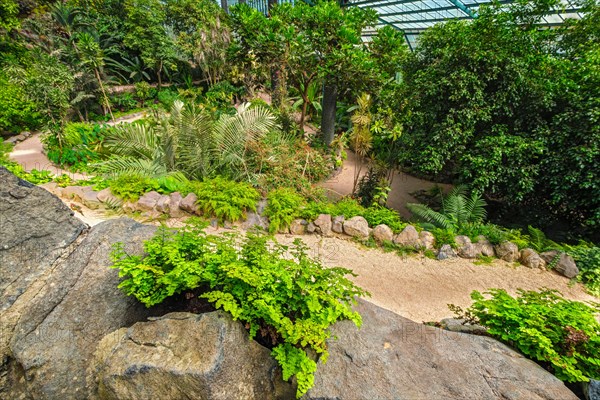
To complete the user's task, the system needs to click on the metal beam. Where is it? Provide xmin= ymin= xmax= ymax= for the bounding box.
xmin=447 ymin=0 xmax=477 ymax=18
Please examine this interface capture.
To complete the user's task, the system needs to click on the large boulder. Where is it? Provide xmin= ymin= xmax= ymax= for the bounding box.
xmin=540 ymin=251 xmax=579 ymax=278
xmin=93 ymin=312 xmax=294 ymax=400
xmin=304 ymin=299 xmax=578 ymax=400
xmin=419 ymin=231 xmax=436 ymax=250
xmin=136 ymin=191 xmax=162 ymax=212
xmin=1 ymin=167 xmax=88 ymax=388
xmin=343 ymin=216 xmax=369 ymax=240
xmin=437 ymin=244 xmax=458 ymax=260
xmin=3 ymin=218 xmax=157 ymax=399
xmin=180 ymin=192 xmax=200 ymax=215
xmin=290 ymin=219 xmax=308 ymax=235
xmin=331 ymin=216 xmax=344 ymax=234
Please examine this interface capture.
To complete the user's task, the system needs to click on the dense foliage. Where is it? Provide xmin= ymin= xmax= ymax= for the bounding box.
xmin=456 ymin=289 xmax=600 ymax=383
xmin=398 ymin=0 xmax=600 ymax=236
xmin=111 ymin=219 xmax=367 ymax=397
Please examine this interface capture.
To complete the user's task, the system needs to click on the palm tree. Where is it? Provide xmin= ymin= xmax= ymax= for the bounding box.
xmin=406 ymin=186 xmax=487 ymax=231
xmin=78 ymin=32 xmax=114 ymax=121
xmin=95 ymin=100 xmax=278 ymax=181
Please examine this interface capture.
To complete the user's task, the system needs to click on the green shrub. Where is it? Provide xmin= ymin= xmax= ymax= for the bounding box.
xmin=157 ymin=89 xmax=179 ymax=109
xmin=363 ymin=205 xmax=406 ymax=233
xmin=563 ymin=242 xmax=600 ymax=297
xmin=0 ymin=72 xmax=42 ymax=133
xmin=110 ymin=92 xmax=138 ymax=111
xmin=45 ymin=122 xmax=110 ymax=167
xmin=430 ymin=228 xmax=456 ymax=247
xmin=111 ymin=220 xmax=367 ymax=398
xmin=191 ymin=177 xmax=260 ymax=223
xmin=109 ymin=173 xmax=159 ymax=201
xmin=330 ymin=198 xmax=366 ymax=219
xmin=265 ymin=187 xmax=305 ymax=233
xmin=134 ymin=82 xmax=155 ymax=105
xmin=457 ymin=289 xmax=600 ymax=383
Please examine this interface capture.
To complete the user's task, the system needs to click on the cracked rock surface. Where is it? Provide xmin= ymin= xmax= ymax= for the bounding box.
xmin=304 ymin=298 xmax=578 ymax=400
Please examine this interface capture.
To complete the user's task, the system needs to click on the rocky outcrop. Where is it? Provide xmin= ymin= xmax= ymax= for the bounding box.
xmin=540 ymin=251 xmax=579 ymax=278
xmin=0 ymin=168 xmax=158 ymax=399
xmin=343 ymin=216 xmax=369 ymax=239
xmin=93 ymin=312 xmax=294 ymax=400
xmin=454 ymin=235 xmax=481 ymax=259
xmin=304 ymin=299 xmax=578 ymax=400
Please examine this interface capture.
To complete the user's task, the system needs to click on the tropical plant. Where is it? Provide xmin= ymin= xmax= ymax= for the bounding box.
xmin=96 ymin=100 xmax=278 ymax=181
xmin=349 ymin=93 xmax=373 ymax=194
xmin=110 ymin=220 xmax=367 ymax=397
xmin=190 ymin=176 xmax=260 ymax=223
xmin=455 ymin=289 xmax=600 ymax=383
xmin=407 ymin=186 xmax=487 ymax=232
xmin=265 ymin=187 xmax=305 ymax=233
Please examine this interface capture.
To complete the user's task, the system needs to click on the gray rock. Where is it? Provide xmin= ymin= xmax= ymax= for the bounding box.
xmin=332 ymin=215 xmax=344 ymax=234
xmin=180 ymin=192 xmax=199 ymax=215
xmin=1 ymin=167 xmax=87 ymax=392
xmin=343 ymin=216 xmax=369 ymax=240
xmin=437 ymin=244 xmax=457 ymax=260
xmin=314 ymin=214 xmax=332 ymax=236
xmin=136 ymin=191 xmax=162 ymax=212
xmin=393 ymin=225 xmax=420 ymax=247
xmin=495 ymin=241 xmax=520 ymax=262
xmin=290 ymin=219 xmax=307 ymax=235
xmin=540 ymin=251 xmax=579 ymax=278
xmin=96 ymin=187 xmax=119 ymax=204
xmin=372 ymin=224 xmax=393 ymax=243
xmin=241 ymin=212 xmax=269 ymax=231
xmin=440 ymin=318 xmax=488 ymax=335
xmin=167 ymin=192 xmax=186 ymax=218
xmin=155 ymin=194 xmax=170 ymax=213
xmin=122 ymin=201 xmax=136 ymax=214
xmin=307 ymin=222 xmax=316 ymax=234
xmin=93 ymin=312 xmax=294 ymax=400
xmin=63 ymin=185 xmax=92 ymax=201
xmin=419 ymin=231 xmax=436 ymax=250
xmin=455 ymin=235 xmax=481 ymax=259
xmin=256 ymin=199 xmax=268 ymax=215
xmin=3 ymin=218 xmax=157 ymax=399
xmin=585 ymin=379 xmax=600 ymax=400
xmin=520 ymin=248 xmax=547 ymax=269
xmin=304 ymin=299 xmax=578 ymax=400
xmin=475 ymin=236 xmax=495 ymax=257
xmin=82 ymin=189 xmax=102 ymax=210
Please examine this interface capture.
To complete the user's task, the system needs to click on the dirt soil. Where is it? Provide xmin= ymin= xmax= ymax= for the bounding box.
xmin=320 ymin=151 xmax=452 ymax=219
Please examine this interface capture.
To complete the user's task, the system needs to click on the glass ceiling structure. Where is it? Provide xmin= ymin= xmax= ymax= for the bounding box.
xmin=349 ymin=0 xmax=584 ymax=49
xmin=219 ymin=0 xmax=584 ymax=49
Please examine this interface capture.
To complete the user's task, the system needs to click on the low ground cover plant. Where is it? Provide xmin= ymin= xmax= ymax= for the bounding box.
xmin=190 ymin=176 xmax=260 ymax=223
xmin=454 ymin=289 xmax=600 ymax=383
xmin=111 ymin=219 xmax=367 ymax=398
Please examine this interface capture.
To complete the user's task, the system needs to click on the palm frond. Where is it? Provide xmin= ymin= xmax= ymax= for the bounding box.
xmin=406 ymin=203 xmax=452 ymax=230
xmin=103 ymin=123 xmax=160 ymax=161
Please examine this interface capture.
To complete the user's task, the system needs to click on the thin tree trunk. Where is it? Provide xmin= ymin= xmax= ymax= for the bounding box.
xmin=299 ymin=87 xmax=309 ymax=132
xmin=95 ymin=68 xmax=114 ymax=122
xmin=157 ymin=61 xmax=163 ymax=90
xmin=321 ymin=79 xmax=337 ymax=146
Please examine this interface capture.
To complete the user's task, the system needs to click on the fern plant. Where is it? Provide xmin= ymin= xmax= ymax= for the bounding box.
xmin=110 ymin=219 xmax=368 ymax=398
xmin=191 ymin=176 xmax=260 ymax=223
xmin=265 ymin=187 xmax=305 ymax=233
xmin=407 ymin=186 xmax=487 ymax=232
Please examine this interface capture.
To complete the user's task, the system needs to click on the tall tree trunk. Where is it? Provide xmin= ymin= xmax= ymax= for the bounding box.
xmin=95 ymin=68 xmax=114 ymax=122
xmin=321 ymin=80 xmax=337 ymax=146
xmin=220 ymin=0 xmax=228 ymax=13
xmin=157 ymin=61 xmax=163 ymax=90
xmin=299 ymin=85 xmax=310 ymax=132
xmin=271 ymin=68 xmax=280 ymax=107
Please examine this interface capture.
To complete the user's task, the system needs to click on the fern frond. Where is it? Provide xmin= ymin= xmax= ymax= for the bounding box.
xmin=406 ymin=203 xmax=452 ymax=230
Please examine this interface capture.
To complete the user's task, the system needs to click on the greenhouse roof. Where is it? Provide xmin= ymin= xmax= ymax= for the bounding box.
xmin=347 ymin=0 xmax=584 ymax=49
xmin=219 ymin=0 xmax=584 ymax=49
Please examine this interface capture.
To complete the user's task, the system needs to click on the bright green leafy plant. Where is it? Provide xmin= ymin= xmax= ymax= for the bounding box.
xmin=265 ymin=187 xmax=305 ymax=233
xmin=111 ymin=219 xmax=368 ymax=398
xmin=191 ymin=176 xmax=260 ymax=223
xmin=457 ymin=289 xmax=600 ymax=383
xmin=108 ymin=173 xmax=159 ymax=201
